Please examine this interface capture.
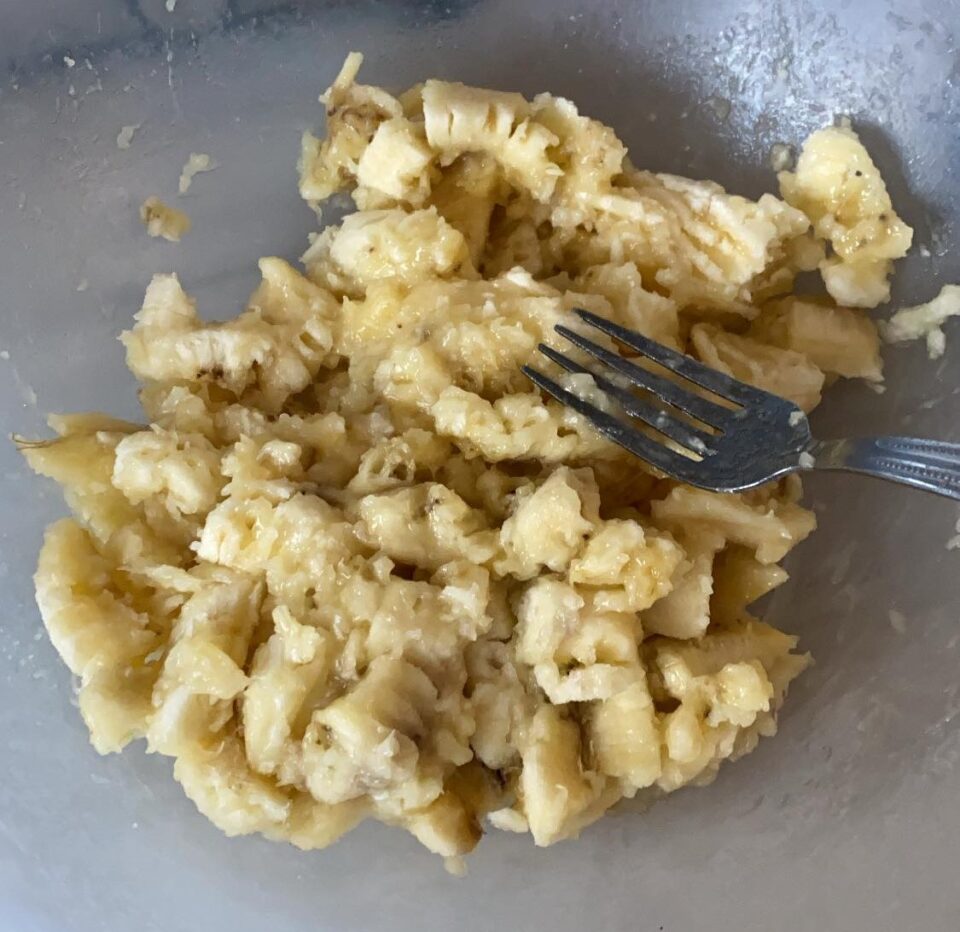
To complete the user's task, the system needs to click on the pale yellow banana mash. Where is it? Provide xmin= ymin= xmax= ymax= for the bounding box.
xmin=21 ymin=52 xmax=910 ymax=866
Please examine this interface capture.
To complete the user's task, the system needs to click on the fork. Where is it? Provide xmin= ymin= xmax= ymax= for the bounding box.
xmin=521 ymin=308 xmax=960 ymax=501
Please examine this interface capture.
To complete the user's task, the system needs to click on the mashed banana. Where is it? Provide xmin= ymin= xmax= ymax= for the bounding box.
xmin=21 ymin=53 xmax=906 ymax=864
xmin=140 ymin=196 xmax=191 ymax=242
xmin=881 ymin=284 xmax=960 ymax=359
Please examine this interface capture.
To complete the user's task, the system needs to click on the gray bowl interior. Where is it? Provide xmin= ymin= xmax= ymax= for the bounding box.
xmin=1 ymin=1 xmax=959 ymax=930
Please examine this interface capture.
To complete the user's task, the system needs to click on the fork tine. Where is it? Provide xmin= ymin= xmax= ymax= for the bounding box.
xmin=521 ymin=364 xmax=697 ymax=480
xmin=536 ymin=343 xmax=715 ymax=455
xmin=573 ymin=308 xmax=776 ymax=405
xmin=554 ymin=325 xmax=735 ymax=430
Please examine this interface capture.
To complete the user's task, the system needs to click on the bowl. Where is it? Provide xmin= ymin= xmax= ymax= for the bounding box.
xmin=1 ymin=1 xmax=958 ymax=929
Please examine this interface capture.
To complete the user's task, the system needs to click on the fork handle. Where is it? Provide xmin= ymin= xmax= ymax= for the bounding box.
xmin=811 ymin=437 xmax=960 ymax=500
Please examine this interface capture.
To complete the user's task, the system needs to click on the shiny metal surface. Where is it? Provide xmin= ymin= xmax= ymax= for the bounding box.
xmin=1 ymin=2 xmax=959 ymax=930
xmin=813 ymin=436 xmax=960 ymax=498
xmin=527 ymin=311 xmax=960 ymax=498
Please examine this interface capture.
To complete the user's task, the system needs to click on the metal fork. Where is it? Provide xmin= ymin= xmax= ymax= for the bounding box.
xmin=522 ymin=308 xmax=960 ymax=501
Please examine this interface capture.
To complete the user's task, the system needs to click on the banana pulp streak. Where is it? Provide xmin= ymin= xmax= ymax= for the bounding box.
xmin=21 ymin=52 xmax=909 ymax=866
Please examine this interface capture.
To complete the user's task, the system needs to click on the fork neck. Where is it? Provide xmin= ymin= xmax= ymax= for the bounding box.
xmin=809 ymin=437 xmax=960 ymax=500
